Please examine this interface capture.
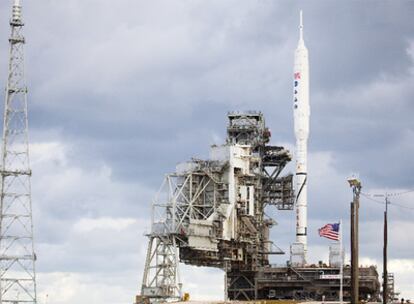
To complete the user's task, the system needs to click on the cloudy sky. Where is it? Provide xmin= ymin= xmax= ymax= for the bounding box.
xmin=0 ymin=1 xmax=413 ymax=303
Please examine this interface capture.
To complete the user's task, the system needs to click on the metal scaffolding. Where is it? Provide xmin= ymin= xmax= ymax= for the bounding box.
xmin=138 ymin=112 xmax=294 ymax=303
xmin=141 ymin=235 xmax=181 ymax=301
xmin=0 ymin=1 xmax=37 ymax=303
xmin=136 ymin=112 xmax=382 ymax=303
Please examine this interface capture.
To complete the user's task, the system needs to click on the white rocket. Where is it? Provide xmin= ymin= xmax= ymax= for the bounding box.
xmin=293 ymin=11 xmax=310 ymax=258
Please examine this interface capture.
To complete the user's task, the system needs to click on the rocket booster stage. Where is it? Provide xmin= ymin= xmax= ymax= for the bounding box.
xmin=293 ymin=11 xmax=310 ymax=258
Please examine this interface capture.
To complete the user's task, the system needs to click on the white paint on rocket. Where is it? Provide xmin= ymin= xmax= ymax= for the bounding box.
xmin=293 ymin=10 xmax=310 ymax=259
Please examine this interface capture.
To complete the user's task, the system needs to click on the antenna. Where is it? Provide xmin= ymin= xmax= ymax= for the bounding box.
xmin=0 ymin=0 xmax=38 ymax=303
xmin=299 ymin=10 xmax=304 ymax=41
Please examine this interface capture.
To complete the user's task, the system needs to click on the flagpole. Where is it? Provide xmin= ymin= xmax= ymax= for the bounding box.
xmin=340 ymin=219 xmax=343 ymax=304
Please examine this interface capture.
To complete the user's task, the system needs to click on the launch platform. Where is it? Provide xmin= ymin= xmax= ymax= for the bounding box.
xmin=137 ymin=112 xmax=381 ymax=303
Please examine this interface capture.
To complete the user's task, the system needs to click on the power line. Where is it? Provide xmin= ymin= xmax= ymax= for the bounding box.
xmin=362 ymin=190 xmax=414 ymax=198
xmin=369 ymin=189 xmax=414 ymax=197
xmin=361 ymin=193 xmax=385 ymax=205
xmin=361 ymin=192 xmax=414 ymax=211
xmin=389 ymin=201 xmax=414 ymax=211
xmin=387 ymin=189 xmax=414 ymax=197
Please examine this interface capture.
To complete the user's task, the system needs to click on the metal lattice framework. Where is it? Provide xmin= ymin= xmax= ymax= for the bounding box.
xmin=141 ymin=168 xmax=225 ymax=302
xmin=141 ymin=235 xmax=181 ymax=301
xmin=141 ymin=176 xmax=188 ymax=302
xmin=0 ymin=1 xmax=37 ymax=303
xmin=138 ymin=112 xmax=295 ymax=303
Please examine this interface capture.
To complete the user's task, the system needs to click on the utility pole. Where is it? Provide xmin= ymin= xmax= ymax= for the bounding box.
xmin=0 ymin=1 xmax=37 ymax=303
xmin=348 ymin=176 xmax=361 ymax=304
xmin=350 ymin=202 xmax=355 ymax=300
xmin=371 ymin=192 xmax=391 ymax=304
xmin=383 ymin=196 xmax=388 ymax=304
xmin=339 ymin=219 xmax=343 ymax=304
xmin=373 ymin=193 xmax=390 ymax=304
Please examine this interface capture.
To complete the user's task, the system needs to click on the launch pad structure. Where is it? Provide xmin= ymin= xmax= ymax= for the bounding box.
xmin=137 ymin=112 xmax=381 ymax=303
xmin=140 ymin=111 xmax=294 ymax=302
xmin=137 ymin=11 xmax=381 ymax=304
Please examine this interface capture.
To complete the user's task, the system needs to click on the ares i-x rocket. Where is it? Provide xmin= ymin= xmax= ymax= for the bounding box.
xmin=293 ymin=10 xmax=310 ymax=263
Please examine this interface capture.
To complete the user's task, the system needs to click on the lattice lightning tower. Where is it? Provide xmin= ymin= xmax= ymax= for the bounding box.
xmin=0 ymin=1 xmax=37 ymax=303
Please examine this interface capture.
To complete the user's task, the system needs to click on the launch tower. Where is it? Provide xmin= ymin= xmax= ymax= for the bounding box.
xmin=0 ymin=1 xmax=38 ymax=303
xmin=137 ymin=112 xmax=381 ymax=303
xmin=139 ymin=112 xmax=295 ymax=302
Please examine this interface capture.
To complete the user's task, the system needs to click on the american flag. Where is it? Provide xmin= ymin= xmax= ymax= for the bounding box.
xmin=318 ymin=223 xmax=340 ymax=241
xmin=294 ymin=72 xmax=301 ymax=79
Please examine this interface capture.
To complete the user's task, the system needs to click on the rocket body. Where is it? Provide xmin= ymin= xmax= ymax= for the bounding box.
xmin=293 ymin=11 xmax=310 ymax=258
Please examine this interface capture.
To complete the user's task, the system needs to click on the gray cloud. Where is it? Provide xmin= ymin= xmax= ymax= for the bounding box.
xmin=0 ymin=0 xmax=413 ymax=302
